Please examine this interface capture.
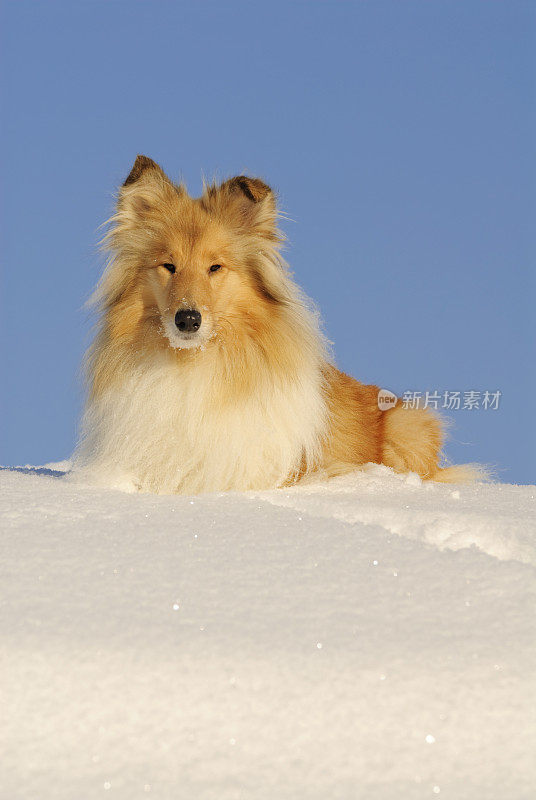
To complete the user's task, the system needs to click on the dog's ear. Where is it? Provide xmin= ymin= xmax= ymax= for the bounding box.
xmin=123 ymin=154 xmax=167 ymax=187
xmin=117 ymin=154 xmax=178 ymax=219
xmin=203 ymin=175 xmax=280 ymax=242
xmin=222 ymin=175 xmax=273 ymax=204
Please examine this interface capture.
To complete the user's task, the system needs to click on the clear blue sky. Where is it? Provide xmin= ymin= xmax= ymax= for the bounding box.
xmin=1 ymin=0 xmax=534 ymax=483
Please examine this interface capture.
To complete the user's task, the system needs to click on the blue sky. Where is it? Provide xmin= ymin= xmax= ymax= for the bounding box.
xmin=1 ymin=0 xmax=534 ymax=483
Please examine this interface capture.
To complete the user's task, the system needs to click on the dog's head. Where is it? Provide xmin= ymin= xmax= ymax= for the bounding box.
xmin=97 ymin=155 xmax=290 ymax=353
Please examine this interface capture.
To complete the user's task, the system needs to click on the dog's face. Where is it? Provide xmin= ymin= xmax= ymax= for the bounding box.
xmin=102 ymin=156 xmax=285 ymax=354
xmin=147 ymin=215 xmax=238 ymax=351
xmin=146 ymin=208 xmax=274 ymax=351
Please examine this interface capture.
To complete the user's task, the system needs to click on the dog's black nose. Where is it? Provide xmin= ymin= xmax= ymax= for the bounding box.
xmin=175 ymin=309 xmax=202 ymax=333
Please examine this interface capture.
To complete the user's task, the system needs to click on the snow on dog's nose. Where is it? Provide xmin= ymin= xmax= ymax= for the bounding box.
xmin=175 ymin=309 xmax=201 ymax=333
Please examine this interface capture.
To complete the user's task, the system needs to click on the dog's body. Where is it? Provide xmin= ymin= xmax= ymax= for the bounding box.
xmin=75 ymin=156 xmax=479 ymax=493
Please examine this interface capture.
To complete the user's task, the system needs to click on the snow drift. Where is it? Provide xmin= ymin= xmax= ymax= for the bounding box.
xmin=1 ymin=464 xmax=535 ymax=799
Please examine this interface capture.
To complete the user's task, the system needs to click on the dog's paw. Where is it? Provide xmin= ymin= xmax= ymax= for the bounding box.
xmin=110 ymin=475 xmax=142 ymax=493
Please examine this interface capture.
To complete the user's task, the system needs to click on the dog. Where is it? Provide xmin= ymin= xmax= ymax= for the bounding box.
xmin=75 ymin=155 xmax=482 ymax=493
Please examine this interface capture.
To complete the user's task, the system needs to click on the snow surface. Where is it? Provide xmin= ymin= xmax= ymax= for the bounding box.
xmin=1 ymin=463 xmax=535 ymax=799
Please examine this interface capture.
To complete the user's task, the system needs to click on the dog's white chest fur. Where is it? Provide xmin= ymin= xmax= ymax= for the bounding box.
xmin=76 ymin=356 xmax=326 ymax=494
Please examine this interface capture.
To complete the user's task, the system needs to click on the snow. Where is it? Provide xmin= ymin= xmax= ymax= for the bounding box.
xmin=1 ymin=463 xmax=535 ymax=799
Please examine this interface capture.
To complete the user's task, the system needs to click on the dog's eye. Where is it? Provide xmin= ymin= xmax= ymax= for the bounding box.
xmin=162 ymin=263 xmax=176 ymax=274
xmin=209 ymin=264 xmax=222 ymax=273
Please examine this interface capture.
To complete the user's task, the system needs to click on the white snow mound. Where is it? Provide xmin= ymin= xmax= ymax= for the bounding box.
xmin=1 ymin=463 xmax=535 ymax=800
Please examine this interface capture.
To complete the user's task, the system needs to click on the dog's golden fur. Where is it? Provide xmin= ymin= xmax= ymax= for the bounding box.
xmin=75 ymin=155 xmax=482 ymax=493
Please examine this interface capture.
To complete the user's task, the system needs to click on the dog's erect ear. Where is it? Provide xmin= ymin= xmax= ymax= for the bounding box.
xmin=203 ymin=175 xmax=279 ymax=242
xmin=117 ymin=155 xmax=178 ymax=219
xmin=123 ymin=154 xmax=167 ymax=187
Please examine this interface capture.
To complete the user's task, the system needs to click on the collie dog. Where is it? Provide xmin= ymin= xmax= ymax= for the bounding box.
xmin=75 ymin=155 xmax=480 ymax=494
